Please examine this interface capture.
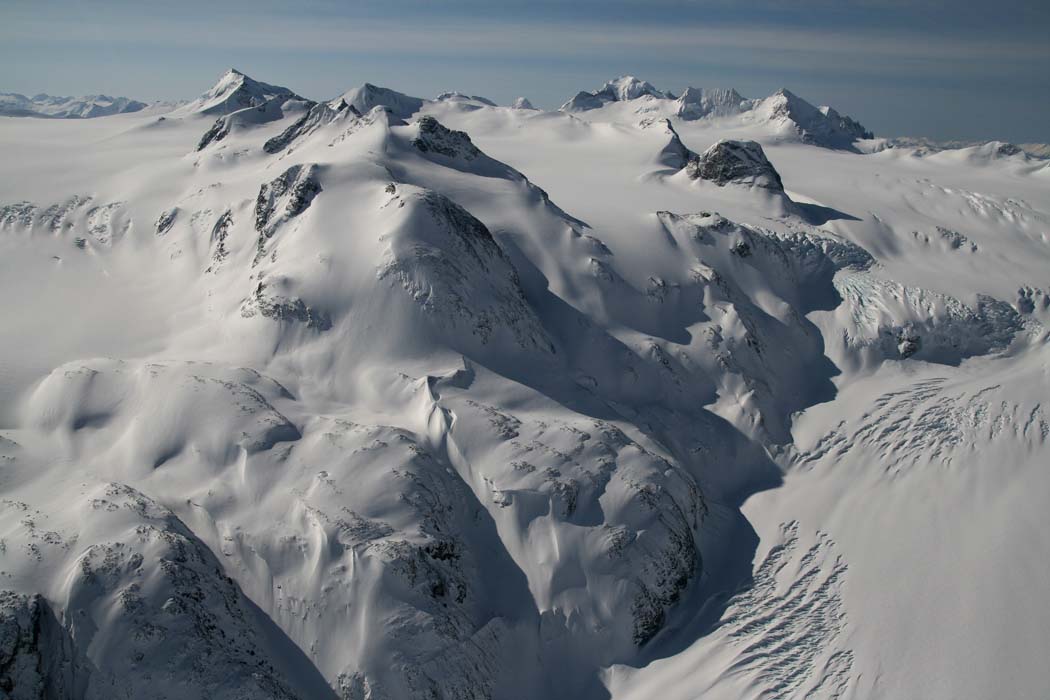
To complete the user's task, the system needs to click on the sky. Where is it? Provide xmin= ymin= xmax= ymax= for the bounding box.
xmin=2 ymin=0 xmax=1048 ymax=142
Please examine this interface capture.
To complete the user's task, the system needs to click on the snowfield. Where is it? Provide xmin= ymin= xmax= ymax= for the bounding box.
xmin=0 ymin=70 xmax=1048 ymax=699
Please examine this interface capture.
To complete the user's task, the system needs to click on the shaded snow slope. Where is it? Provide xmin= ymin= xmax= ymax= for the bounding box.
xmin=338 ymin=83 xmax=425 ymax=120
xmin=0 ymin=71 xmax=1048 ymax=700
xmin=685 ymin=139 xmax=785 ymax=190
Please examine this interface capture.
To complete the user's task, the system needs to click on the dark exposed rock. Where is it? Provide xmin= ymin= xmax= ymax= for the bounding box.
xmin=241 ymin=282 xmax=332 ymax=331
xmin=207 ymin=210 xmax=233 ymax=271
xmin=897 ymin=327 xmax=922 ymax=359
xmin=936 ymin=226 xmax=978 ymax=252
xmin=0 ymin=592 xmax=84 ymax=699
xmin=255 ymin=165 xmax=322 ymax=233
xmin=630 ymin=489 xmax=701 ymax=645
xmin=0 ymin=201 xmax=37 ymax=230
xmin=253 ymin=164 xmax=322 ymax=264
xmin=263 ymin=99 xmax=358 ymax=154
xmin=686 ymin=139 xmax=784 ymax=191
xmin=155 ymin=207 xmax=178 ymax=236
xmin=196 ymin=118 xmax=228 ymax=151
xmin=196 ymin=95 xmax=309 ymax=152
xmin=412 ymin=117 xmax=481 ymax=161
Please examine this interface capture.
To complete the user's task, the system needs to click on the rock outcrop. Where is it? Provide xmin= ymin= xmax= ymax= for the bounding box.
xmin=411 ymin=116 xmax=481 ymax=161
xmin=685 ymin=139 xmax=784 ymax=190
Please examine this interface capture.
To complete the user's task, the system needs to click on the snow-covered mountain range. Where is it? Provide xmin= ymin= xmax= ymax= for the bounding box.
xmin=0 ymin=93 xmax=148 ymax=119
xmin=0 ymin=68 xmax=1048 ymax=699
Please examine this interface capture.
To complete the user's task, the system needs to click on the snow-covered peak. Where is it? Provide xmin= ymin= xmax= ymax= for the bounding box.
xmin=435 ymin=91 xmax=497 ymax=107
xmin=753 ymin=88 xmax=872 ymax=149
xmin=602 ymin=75 xmax=672 ymax=102
xmin=675 ymin=87 xmax=750 ymax=120
xmin=511 ymin=97 xmax=536 ymax=110
xmin=560 ymin=75 xmax=673 ymax=112
xmin=411 ymin=116 xmax=482 ymax=161
xmin=338 ymin=83 xmax=424 ymax=120
xmin=758 ymin=88 xmax=821 ymax=124
xmin=178 ymin=68 xmax=301 ymax=116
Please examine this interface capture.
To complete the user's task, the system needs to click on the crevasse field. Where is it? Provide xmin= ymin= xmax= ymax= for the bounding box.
xmin=1 ymin=71 xmax=1048 ymax=699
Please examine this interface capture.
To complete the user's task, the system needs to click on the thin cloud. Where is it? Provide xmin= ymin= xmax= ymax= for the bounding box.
xmin=1 ymin=12 xmax=1044 ymax=66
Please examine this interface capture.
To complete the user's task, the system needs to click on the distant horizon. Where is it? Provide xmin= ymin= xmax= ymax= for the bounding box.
xmin=3 ymin=0 xmax=1048 ymax=143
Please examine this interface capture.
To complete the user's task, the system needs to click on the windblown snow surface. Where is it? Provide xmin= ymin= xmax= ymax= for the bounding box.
xmin=0 ymin=70 xmax=1048 ymax=699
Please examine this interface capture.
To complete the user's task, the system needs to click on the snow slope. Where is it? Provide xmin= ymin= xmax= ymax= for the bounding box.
xmin=0 ymin=70 xmax=1048 ymax=699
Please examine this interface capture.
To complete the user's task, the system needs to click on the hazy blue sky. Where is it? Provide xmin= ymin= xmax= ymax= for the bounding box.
xmin=2 ymin=0 xmax=1048 ymax=142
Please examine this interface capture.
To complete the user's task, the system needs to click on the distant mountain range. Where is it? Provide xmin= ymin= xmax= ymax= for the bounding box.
xmin=0 ymin=92 xmax=147 ymax=118
xmin=1 ymin=73 xmax=1044 ymax=156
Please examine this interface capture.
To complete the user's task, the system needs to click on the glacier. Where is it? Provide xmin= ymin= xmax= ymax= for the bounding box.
xmin=0 ymin=70 xmax=1048 ymax=699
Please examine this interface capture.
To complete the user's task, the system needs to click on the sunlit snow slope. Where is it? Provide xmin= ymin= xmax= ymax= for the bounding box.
xmin=1 ymin=70 xmax=1048 ymax=699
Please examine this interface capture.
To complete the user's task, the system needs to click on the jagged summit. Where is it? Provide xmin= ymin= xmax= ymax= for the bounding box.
xmin=754 ymin=88 xmax=873 ymax=150
xmin=675 ymin=87 xmax=750 ymax=120
xmin=560 ymin=75 xmax=674 ymax=112
xmin=685 ymin=139 xmax=784 ymax=191
xmin=558 ymin=79 xmax=872 ymax=148
xmin=511 ymin=97 xmax=536 ymax=110
xmin=338 ymin=83 xmax=424 ymax=120
xmin=178 ymin=68 xmax=302 ymax=116
xmin=602 ymin=75 xmax=674 ymax=102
